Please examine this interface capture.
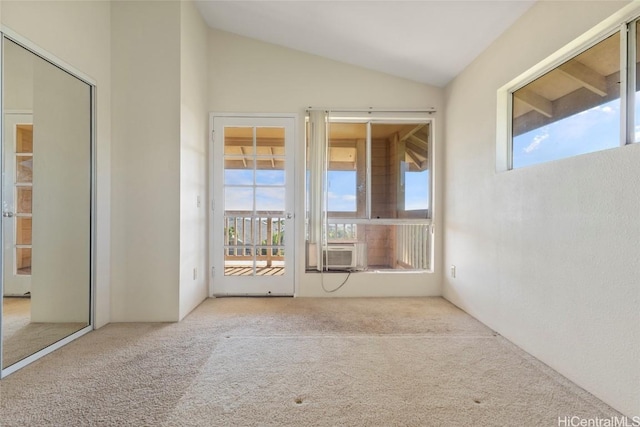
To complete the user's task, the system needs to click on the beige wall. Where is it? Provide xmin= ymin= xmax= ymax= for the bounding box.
xmin=444 ymin=0 xmax=639 ymax=416
xmin=209 ymin=29 xmax=444 ymax=297
xmin=1 ymin=0 xmax=112 ymax=327
xmin=179 ymin=0 xmax=209 ymax=320
xmin=111 ymin=0 xmax=181 ymax=322
xmin=31 ymin=58 xmax=91 ymax=323
xmin=3 ymin=39 xmax=33 ymax=111
xmin=2 ymin=0 xmax=209 ymax=324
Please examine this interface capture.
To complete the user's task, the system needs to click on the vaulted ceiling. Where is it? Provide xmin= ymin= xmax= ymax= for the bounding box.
xmin=195 ymin=1 xmax=536 ymax=87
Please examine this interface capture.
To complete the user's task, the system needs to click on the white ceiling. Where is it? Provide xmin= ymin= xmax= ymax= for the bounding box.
xmin=195 ymin=0 xmax=536 ymax=87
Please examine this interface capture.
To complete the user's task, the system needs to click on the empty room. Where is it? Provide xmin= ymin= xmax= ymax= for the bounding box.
xmin=0 ymin=1 xmax=638 ymax=426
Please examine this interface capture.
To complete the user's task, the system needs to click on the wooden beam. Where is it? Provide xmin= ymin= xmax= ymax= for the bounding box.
xmin=514 ymin=88 xmax=553 ymax=118
xmin=224 ymin=137 xmax=284 ymax=147
xmin=397 ymin=124 xmax=426 ymax=142
xmin=407 ymin=136 xmax=428 ymax=152
xmin=405 ymin=147 xmax=422 ymax=167
xmin=239 ymin=146 xmax=247 ymax=168
xmin=408 ymin=133 xmax=428 ymax=146
xmin=558 ymin=61 xmax=607 ymax=97
xmin=405 ymin=141 xmax=427 ymax=158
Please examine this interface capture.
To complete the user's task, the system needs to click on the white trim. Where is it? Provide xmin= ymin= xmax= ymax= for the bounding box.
xmin=427 ymin=116 xmax=437 ymax=273
xmin=620 ymin=23 xmax=629 ymax=148
xmin=365 ymin=121 xmax=372 ymax=219
xmin=0 ymin=36 xmax=4 ymax=371
xmin=501 ymin=1 xmax=640 ymax=93
xmin=306 ymin=107 xmax=437 ymax=115
xmin=208 ymin=113 xmax=298 ymax=297
xmin=1 ymin=325 xmax=92 ymax=378
xmin=1 ymin=27 xmax=96 ymax=86
xmin=90 ymin=80 xmax=97 ymax=331
xmin=627 ymin=20 xmax=637 ymax=144
xmin=3 ymin=110 xmax=32 ymax=115
xmin=497 ymin=1 xmax=640 ymax=172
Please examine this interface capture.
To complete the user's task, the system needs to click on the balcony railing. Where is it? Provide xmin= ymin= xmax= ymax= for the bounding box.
xmin=225 ymin=213 xmax=430 ymax=271
xmin=396 ymin=224 xmax=430 ymax=270
xmin=224 ymin=212 xmax=285 ymax=267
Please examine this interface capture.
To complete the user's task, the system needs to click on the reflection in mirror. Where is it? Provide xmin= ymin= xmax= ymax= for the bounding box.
xmin=2 ymin=37 xmax=92 ymax=369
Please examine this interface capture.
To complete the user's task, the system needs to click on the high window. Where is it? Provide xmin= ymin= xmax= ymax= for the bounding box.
xmin=502 ymin=16 xmax=640 ymax=169
xmin=305 ymin=111 xmax=434 ymax=272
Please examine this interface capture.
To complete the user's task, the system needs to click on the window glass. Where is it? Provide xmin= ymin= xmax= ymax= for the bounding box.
xmin=328 ymin=122 xmax=366 ymax=217
xmin=324 ymin=224 xmax=430 ymax=271
xmin=512 ymin=32 xmax=621 ymax=168
xmin=327 ymin=171 xmax=356 ymax=212
xmin=370 ymin=123 xmax=430 ymax=219
xmin=305 ymin=114 xmax=433 ymax=272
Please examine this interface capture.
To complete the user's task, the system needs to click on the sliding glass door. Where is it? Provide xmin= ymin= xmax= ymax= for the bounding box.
xmin=0 ymin=34 xmax=94 ymax=376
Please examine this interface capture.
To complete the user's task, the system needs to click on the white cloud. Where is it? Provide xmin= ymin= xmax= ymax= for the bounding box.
xmin=225 ymin=188 xmax=253 ymax=211
xmin=523 ymin=129 xmax=549 ymax=153
xmin=256 ymin=187 xmax=285 ymax=211
xmin=224 ymin=187 xmax=286 ymax=212
xmin=590 ymin=104 xmax=616 ymax=115
xmin=328 ymin=192 xmax=356 ymax=201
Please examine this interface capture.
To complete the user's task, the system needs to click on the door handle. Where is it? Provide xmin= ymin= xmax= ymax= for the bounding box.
xmin=286 ymin=213 xmax=293 ymax=219
xmin=3 ymin=211 xmax=14 ymax=218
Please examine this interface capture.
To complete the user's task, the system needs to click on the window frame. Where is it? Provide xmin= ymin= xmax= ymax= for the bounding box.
xmin=325 ymin=116 xmax=434 ymax=224
xmin=497 ymin=2 xmax=640 ymax=172
xmin=304 ymin=111 xmax=436 ymax=272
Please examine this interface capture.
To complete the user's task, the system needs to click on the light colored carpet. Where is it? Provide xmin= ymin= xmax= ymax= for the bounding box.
xmin=2 ymin=297 xmax=87 ymax=368
xmin=0 ymin=297 xmax=622 ymax=426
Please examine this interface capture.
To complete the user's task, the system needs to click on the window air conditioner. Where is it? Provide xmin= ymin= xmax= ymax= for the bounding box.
xmin=323 ymin=243 xmax=367 ymax=271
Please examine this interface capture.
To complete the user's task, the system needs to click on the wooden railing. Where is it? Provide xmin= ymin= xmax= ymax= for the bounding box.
xmin=225 ymin=213 xmax=430 ymax=270
xmin=396 ymin=224 xmax=430 ymax=270
xmin=224 ymin=212 xmax=285 ymax=267
xmin=326 ymin=222 xmax=431 ymax=270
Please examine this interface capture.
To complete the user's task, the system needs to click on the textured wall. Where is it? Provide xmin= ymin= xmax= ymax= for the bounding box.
xmin=444 ymin=0 xmax=639 ymax=416
xmin=179 ymin=0 xmax=209 ymax=319
xmin=111 ymin=1 xmax=181 ymax=321
xmin=1 ymin=0 xmax=112 ymax=327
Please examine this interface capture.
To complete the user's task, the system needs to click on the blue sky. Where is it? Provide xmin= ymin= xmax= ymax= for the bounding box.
xmin=224 ymin=169 xmax=286 ymax=212
xmin=225 ymin=164 xmax=429 ymax=213
xmin=327 ymin=169 xmax=429 ymax=212
xmin=513 ymin=98 xmax=623 ymax=168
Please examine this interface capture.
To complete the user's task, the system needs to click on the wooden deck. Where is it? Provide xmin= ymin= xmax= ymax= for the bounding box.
xmin=224 ymin=266 xmax=285 ymax=276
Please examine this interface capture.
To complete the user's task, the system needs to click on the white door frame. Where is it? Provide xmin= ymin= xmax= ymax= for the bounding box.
xmin=208 ymin=113 xmax=297 ymax=296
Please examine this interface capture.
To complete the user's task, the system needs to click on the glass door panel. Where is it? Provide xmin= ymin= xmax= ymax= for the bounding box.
xmin=212 ymin=117 xmax=294 ymax=295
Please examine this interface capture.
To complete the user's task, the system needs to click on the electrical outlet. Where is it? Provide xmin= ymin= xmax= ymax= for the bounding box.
xmin=450 ymin=265 xmax=456 ymax=278
xmin=193 ymin=267 xmax=197 ymax=280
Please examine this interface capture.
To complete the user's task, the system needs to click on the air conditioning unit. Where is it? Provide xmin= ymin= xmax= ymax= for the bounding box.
xmin=323 ymin=243 xmax=367 ymax=271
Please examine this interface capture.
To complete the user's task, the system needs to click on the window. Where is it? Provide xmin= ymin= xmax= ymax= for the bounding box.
xmin=512 ymin=32 xmax=620 ymax=168
xmin=500 ymin=10 xmax=640 ymax=170
xmin=305 ymin=111 xmax=433 ymax=272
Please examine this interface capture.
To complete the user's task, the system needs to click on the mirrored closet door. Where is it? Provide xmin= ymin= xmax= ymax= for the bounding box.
xmin=1 ymin=33 xmax=94 ymax=375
